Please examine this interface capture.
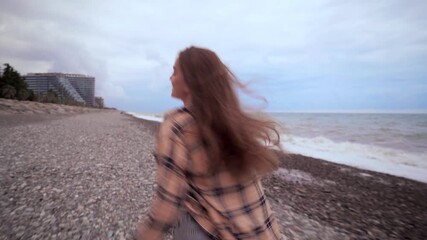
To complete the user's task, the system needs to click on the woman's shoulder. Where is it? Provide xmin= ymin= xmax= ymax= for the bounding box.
xmin=163 ymin=108 xmax=180 ymax=120
xmin=161 ymin=107 xmax=195 ymax=134
xmin=163 ymin=107 xmax=193 ymax=120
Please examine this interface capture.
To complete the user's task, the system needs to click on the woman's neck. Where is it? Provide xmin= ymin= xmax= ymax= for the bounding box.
xmin=183 ymin=95 xmax=192 ymax=108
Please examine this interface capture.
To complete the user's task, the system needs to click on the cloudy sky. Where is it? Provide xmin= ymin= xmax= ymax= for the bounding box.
xmin=1 ymin=0 xmax=426 ymax=112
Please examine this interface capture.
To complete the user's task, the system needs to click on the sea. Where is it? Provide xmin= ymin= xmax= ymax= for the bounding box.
xmin=128 ymin=111 xmax=427 ymax=183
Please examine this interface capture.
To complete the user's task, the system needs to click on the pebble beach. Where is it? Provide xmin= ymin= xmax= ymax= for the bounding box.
xmin=1 ymin=99 xmax=427 ymax=240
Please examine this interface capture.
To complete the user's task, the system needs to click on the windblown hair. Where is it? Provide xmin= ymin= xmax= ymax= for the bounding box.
xmin=178 ymin=46 xmax=282 ymax=179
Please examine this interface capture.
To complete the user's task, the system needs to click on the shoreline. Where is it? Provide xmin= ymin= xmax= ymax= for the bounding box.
xmin=128 ymin=112 xmax=427 ymax=184
xmin=1 ymin=100 xmax=427 ymax=239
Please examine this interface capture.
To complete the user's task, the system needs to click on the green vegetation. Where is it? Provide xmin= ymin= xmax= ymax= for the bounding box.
xmin=31 ymin=89 xmax=85 ymax=106
xmin=0 ymin=63 xmax=33 ymax=100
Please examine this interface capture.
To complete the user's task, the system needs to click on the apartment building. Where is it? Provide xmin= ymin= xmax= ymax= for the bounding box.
xmin=24 ymin=73 xmax=95 ymax=106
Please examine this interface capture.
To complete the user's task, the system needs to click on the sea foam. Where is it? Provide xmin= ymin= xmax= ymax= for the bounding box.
xmin=127 ymin=112 xmax=163 ymax=122
xmin=281 ymin=134 xmax=427 ymax=183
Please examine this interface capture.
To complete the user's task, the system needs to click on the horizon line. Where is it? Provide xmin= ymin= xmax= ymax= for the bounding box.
xmin=128 ymin=109 xmax=427 ymax=114
xmin=267 ymin=109 xmax=427 ymax=114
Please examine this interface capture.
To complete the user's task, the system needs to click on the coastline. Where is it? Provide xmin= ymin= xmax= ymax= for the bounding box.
xmin=130 ymin=112 xmax=427 ymax=184
xmin=1 ymin=99 xmax=426 ymax=239
xmin=134 ymin=117 xmax=427 ymax=240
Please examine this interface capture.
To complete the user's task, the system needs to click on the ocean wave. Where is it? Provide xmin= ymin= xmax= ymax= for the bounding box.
xmin=281 ymin=134 xmax=427 ymax=183
xmin=126 ymin=112 xmax=163 ymax=122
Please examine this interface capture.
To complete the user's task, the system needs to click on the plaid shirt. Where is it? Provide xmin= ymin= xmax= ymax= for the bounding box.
xmin=139 ymin=107 xmax=282 ymax=240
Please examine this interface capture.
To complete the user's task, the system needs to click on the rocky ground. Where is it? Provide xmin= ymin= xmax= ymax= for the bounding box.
xmin=1 ymin=99 xmax=426 ymax=239
xmin=264 ymin=155 xmax=427 ymax=239
xmin=0 ymin=99 xmax=103 ymax=116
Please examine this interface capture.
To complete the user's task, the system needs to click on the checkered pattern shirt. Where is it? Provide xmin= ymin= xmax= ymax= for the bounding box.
xmin=139 ymin=107 xmax=283 ymax=240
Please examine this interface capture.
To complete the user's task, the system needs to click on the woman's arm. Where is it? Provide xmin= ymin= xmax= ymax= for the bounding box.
xmin=138 ymin=117 xmax=190 ymax=240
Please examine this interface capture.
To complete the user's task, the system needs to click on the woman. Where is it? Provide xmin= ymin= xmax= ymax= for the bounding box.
xmin=138 ymin=46 xmax=283 ymax=239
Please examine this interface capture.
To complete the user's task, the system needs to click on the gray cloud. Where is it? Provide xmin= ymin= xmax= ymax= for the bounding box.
xmin=1 ymin=0 xmax=426 ymax=112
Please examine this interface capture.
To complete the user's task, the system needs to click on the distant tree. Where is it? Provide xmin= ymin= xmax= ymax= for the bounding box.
xmin=45 ymin=89 xmax=58 ymax=103
xmin=0 ymin=63 xmax=30 ymax=100
xmin=27 ymin=89 xmax=35 ymax=101
xmin=17 ymin=89 xmax=30 ymax=100
xmin=1 ymin=85 xmax=17 ymax=99
xmin=95 ymin=97 xmax=104 ymax=108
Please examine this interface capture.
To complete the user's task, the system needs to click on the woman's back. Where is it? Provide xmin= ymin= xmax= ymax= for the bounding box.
xmin=157 ymin=108 xmax=282 ymax=239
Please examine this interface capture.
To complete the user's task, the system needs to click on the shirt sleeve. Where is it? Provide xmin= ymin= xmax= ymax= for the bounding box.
xmin=138 ymin=118 xmax=190 ymax=240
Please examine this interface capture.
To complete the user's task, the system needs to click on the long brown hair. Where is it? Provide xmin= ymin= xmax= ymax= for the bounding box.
xmin=178 ymin=46 xmax=282 ymax=178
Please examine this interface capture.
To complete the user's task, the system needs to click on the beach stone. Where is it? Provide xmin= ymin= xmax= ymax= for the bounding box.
xmin=1 ymin=100 xmax=427 ymax=239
